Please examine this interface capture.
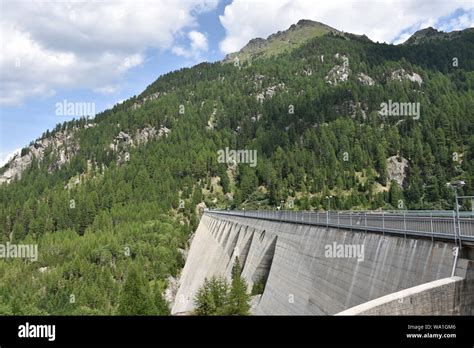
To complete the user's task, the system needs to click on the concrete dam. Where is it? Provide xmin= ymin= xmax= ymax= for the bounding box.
xmin=172 ymin=210 xmax=474 ymax=315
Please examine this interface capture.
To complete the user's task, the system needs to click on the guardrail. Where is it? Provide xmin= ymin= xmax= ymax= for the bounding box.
xmin=207 ymin=210 xmax=474 ymax=245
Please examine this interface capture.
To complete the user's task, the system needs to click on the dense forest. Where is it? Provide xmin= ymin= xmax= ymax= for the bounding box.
xmin=0 ymin=25 xmax=473 ymax=314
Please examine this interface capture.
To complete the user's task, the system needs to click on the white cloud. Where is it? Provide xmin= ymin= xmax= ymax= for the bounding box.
xmin=0 ymin=0 xmax=218 ymax=105
xmin=189 ymin=31 xmax=209 ymax=52
xmin=171 ymin=46 xmax=189 ymax=57
xmin=172 ymin=30 xmax=209 ymax=60
xmin=439 ymin=11 xmax=474 ymax=31
xmin=219 ymin=0 xmax=474 ymax=54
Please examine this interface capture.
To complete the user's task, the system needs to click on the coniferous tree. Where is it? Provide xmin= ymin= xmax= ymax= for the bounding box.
xmin=226 ymin=257 xmax=251 ymax=316
xmin=118 ymin=264 xmax=154 ymax=315
xmin=194 ymin=276 xmax=229 ymax=316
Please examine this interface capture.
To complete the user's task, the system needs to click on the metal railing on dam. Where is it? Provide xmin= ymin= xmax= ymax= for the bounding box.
xmin=207 ymin=210 xmax=474 ymax=244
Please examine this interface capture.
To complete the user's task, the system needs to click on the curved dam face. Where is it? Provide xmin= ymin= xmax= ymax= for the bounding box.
xmin=172 ymin=213 xmax=457 ymax=315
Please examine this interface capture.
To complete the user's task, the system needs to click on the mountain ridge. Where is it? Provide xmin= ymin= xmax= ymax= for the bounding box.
xmin=223 ymin=19 xmax=340 ymax=63
xmin=223 ymin=20 xmax=474 ymax=64
xmin=402 ymin=26 xmax=474 ymax=45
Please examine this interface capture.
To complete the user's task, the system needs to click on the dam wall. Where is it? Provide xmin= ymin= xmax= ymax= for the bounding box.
xmin=172 ymin=212 xmax=459 ymax=315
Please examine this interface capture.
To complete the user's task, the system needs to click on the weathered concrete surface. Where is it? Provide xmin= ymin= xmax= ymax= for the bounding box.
xmin=172 ymin=213 xmax=460 ymax=315
xmin=337 ymin=276 xmax=473 ymax=315
xmin=172 ymin=214 xmax=276 ymax=314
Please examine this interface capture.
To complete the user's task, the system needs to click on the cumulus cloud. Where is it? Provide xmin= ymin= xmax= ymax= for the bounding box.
xmin=189 ymin=31 xmax=209 ymax=52
xmin=219 ymin=0 xmax=474 ymax=54
xmin=439 ymin=11 xmax=474 ymax=31
xmin=0 ymin=0 xmax=218 ymax=105
xmin=172 ymin=30 xmax=209 ymax=60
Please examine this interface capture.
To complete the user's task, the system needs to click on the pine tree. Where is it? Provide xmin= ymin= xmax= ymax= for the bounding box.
xmin=225 ymin=257 xmax=251 ymax=315
xmin=389 ymin=181 xmax=403 ymax=208
xmin=117 ymin=264 xmax=154 ymax=315
xmin=194 ymin=276 xmax=228 ymax=315
xmin=218 ymin=166 xmax=230 ymax=193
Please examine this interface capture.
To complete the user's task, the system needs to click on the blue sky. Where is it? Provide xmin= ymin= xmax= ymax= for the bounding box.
xmin=1 ymin=0 xmax=473 ymax=165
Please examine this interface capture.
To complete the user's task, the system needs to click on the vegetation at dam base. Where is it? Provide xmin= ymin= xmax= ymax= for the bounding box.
xmin=194 ymin=258 xmax=251 ymax=316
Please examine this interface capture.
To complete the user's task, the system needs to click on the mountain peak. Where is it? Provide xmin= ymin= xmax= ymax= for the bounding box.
xmin=224 ymin=19 xmax=339 ymax=63
xmin=296 ymin=19 xmax=331 ymax=28
xmin=402 ymin=26 xmax=474 ymax=45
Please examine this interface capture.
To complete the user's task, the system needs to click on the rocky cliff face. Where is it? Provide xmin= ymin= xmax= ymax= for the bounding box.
xmin=389 ymin=68 xmax=423 ymax=85
xmin=0 ymin=126 xmax=85 ymax=184
xmin=358 ymin=72 xmax=375 ymax=86
xmin=325 ymin=53 xmax=350 ymax=85
xmin=131 ymin=91 xmax=167 ymax=110
xmin=386 ymin=155 xmax=409 ymax=187
xmin=0 ymin=124 xmax=172 ymax=184
xmin=255 ymin=83 xmax=286 ymax=103
xmin=108 ymin=126 xmax=171 ymax=163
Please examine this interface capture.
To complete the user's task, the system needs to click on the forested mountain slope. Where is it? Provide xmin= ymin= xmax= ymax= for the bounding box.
xmin=0 ymin=20 xmax=473 ymax=314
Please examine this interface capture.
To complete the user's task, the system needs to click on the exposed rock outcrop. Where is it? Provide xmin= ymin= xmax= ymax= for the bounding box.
xmin=109 ymin=131 xmax=133 ymax=152
xmin=386 ymin=155 xmax=409 ymax=187
xmin=108 ymin=126 xmax=171 ymax=163
xmin=131 ymin=91 xmax=167 ymax=110
xmin=164 ymin=275 xmax=180 ymax=309
xmin=196 ymin=202 xmax=207 ymax=215
xmin=206 ymin=108 xmax=217 ymax=130
xmin=253 ymin=74 xmax=265 ymax=89
xmin=302 ymin=67 xmax=313 ymax=76
xmin=325 ymin=53 xmax=350 ymax=85
xmin=256 ymin=83 xmax=285 ymax=103
xmin=250 ymin=113 xmax=262 ymax=122
xmin=389 ymin=69 xmax=423 ymax=85
xmin=0 ymin=127 xmax=83 ymax=184
xmin=135 ymin=127 xmax=159 ymax=145
xmin=358 ymin=72 xmax=375 ymax=86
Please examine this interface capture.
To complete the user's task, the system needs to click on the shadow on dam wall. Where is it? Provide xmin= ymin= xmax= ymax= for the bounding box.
xmin=172 ymin=213 xmax=463 ymax=315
